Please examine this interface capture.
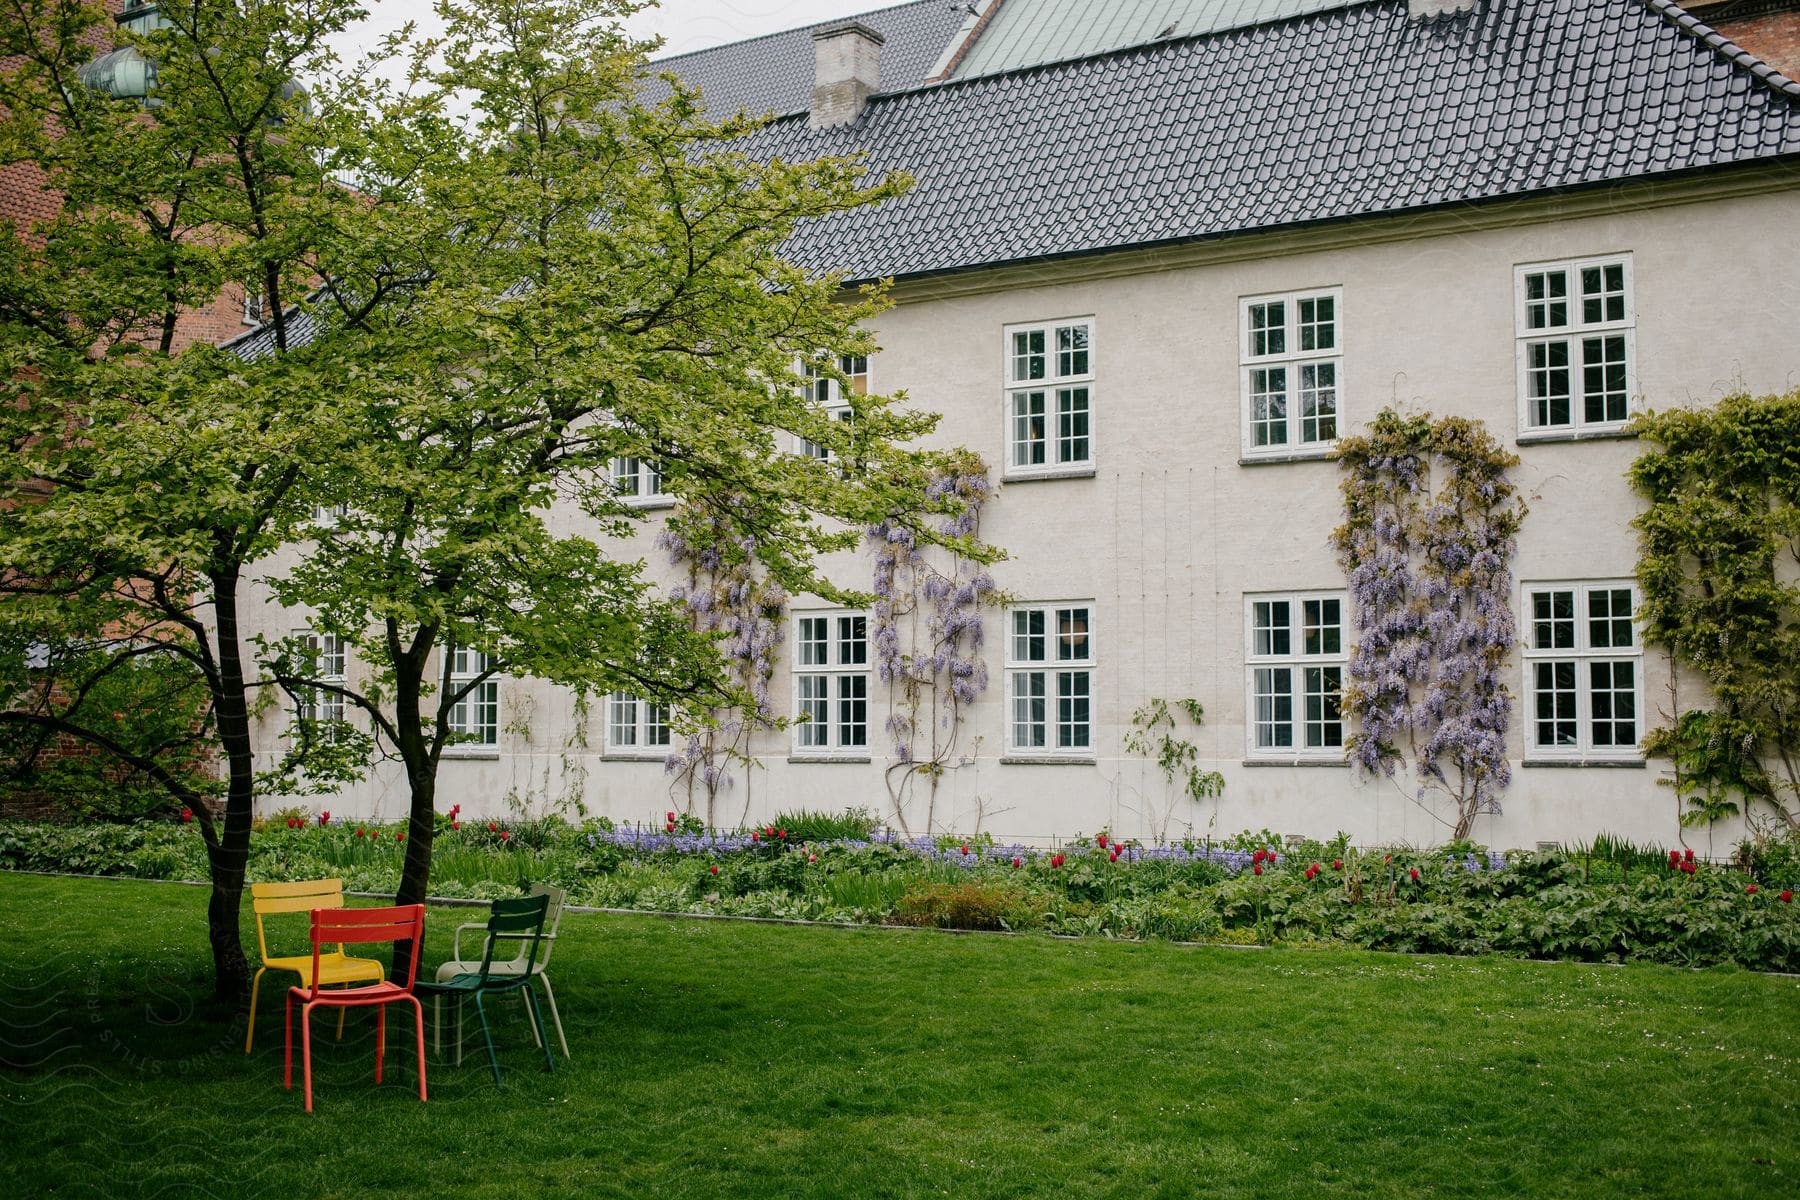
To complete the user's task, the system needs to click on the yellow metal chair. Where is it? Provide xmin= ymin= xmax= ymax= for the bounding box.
xmin=245 ymin=878 xmax=386 ymax=1054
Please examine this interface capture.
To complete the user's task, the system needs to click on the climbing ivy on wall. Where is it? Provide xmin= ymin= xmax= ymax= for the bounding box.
xmin=1331 ymin=409 xmax=1525 ymax=840
xmin=658 ymin=507 xmax=787 ymax=830
xmin=1630 ymin=390 xmax=1800 ymax=831
xmin=865 ymin=455 xmax=997 ymax=835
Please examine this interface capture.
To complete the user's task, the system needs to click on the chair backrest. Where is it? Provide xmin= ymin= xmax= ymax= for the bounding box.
xmin=473 ymin=893 xmax=551 ymax=984
xmin=251 ymin=878 xmax=346 ymax=962
xmin=303 ymin=904 xmax=426 ymax=998
xmin=527 ymin=884 xmax=565 ymax=970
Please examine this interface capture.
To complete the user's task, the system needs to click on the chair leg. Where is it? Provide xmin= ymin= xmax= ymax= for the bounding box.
xmin=432 ymin=995 xmax=442 ymax=1056
xmin=410 ymin=997 xmax=428 ymax=1103
xmin=523 ymin=983 xmax=554 ymax=1074
xmin=521 ymin=988 xmax=541 ymax=1048
xmin=455 ymin=994 xmax=465 ymax=1068
xmin=538 ymin=973 xmax=569 ymax=1058
xmin=336 ymin=999 xmax=348 ymax=1042
xmin=246 ymin=967 xmax=266 ymax=1055
xmin=302 ymin=1002 xmax=316 ymax=1114
xmin=375 ymin=1002 xmax=386 ymax=1084
xmin=474 ymin=992 xmax=501 ymax=1086
xmin=283 ymin=990 xmax=293 ymax=1090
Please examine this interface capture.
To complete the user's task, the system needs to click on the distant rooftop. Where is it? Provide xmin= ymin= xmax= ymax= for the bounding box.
xmin=639 ymin=0 xmax=967 ymax=118
xmin=945 ymin=0 xmax=1356 ymax=79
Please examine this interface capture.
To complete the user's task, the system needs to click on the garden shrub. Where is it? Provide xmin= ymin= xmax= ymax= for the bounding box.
xmin=892 ymin=881 xmax=1034 ymax=931
xmin=768 ymin=808 xmax=878 ymax=843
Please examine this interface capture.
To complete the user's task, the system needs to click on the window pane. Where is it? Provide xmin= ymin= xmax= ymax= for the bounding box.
xmin=609 ymin=693 xmax=637 ymax=746
xmin=1057 ymin=670 xmax=1090 ymax=749
xmin=1581 ymin=335 xmax=1628 ymax=424
xmin=1302 ymin=598 xmax=1340 ymax=656
xmin=1249 ymin=302 xmax=1286 ymax=357
xmin=1253 ymin=601 xmax=1290 ymax=657
xmin=1534 ymin=660 xmax=1578 ymax=747
xmin=1056 ymin=387 xmax=1089 ymax=464
xmin=1590 ymin=660 xmax=1636 ymax=748
xmin=838 ymin=674 xmax=867 ymax=748
xmin=838 ymin=615 xmax=867 ymax=666
xmin=1250 ymin=368 xmax=1288 ymax=447
xmin=1299 ymin=362 xmax=1336 ymax=443
xmin=798 ymin=675 xmax=828 ymax=747
xmin=1588 ymin=588 xmax=1633 ymax=649
xmin=1298 ymin=295 xmax=1335 ymax=351
xmin=1011 ymin=391 xmax=1046 ymax=466
xmin=1013 ymin=609 xmax=1046 ymax=663
xmin=1582 ymin=263 xmax=1627 ymax=324
xmin=1056 ymin=607 xmax=1090 ymax=662
xmin=1254 ymin=667 xmax=1293 ymax=749
xmin=1056 ymin=324 xmax=1089 ymax=377
xmin=1304 ymin=666 xmax=1342 ymax=748
xmin=646 ymin=703 xmax=671 ymax=747
xmin=1012 ymin=671 xmax=1046 ymax=748
xmin=1525 ymin=270 xmax=1568 ymax=330
xmin=1012 ymin=330 xmax=1045 ymax=381
xmin=799 ymin=617 xmax=828 ymax=666
xmin=1527 ymin=340 xmax=1571 ymax=427
xmin=1532 ymin=590 xmax=1575 ymax=650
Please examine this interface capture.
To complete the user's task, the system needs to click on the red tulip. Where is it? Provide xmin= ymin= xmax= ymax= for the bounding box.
xmin=1747 ymin=884 xmax=1759 ymax=895
xmin=1012 ymin=856 xmax=1023 ymax=868
xmin=1312 ymin=862 xmax=1321 ymax=874
xmin=778 ymin=829 xmax=787 ymax=839
xmin=397 ymin=831 xmax=406 ymax=842
xmin=180 ymin=808 xmax=193 ymax=824
xmin=1252 ymin=849 xmax=1266 ymax=864
xmin=1780 ymin=891 xmax=1793 ymax=903
xmin=666 ymin=823 xmax=675 ymax=833
xmin=1109 ymin=850 xmax=1120 ymax=863
xmin=1332 ymin=859 xmax=1342 ymax=870
xmin=1384 ymin=854 xmax=1392 ymax=865
xmin=500 ymin=830 xmax=510 ymax=841
xmin=666 ymin=811 xmax=676 ymax=823
xmin=451 ymin=821 xmax=460 ymax=831
xmin=488 ymin=822 xmax=498 ymax=832
xmin=450 ymin=804 xmax=460 ymax=816
xmin=319 ymin=812 xmax=330 ymax=826
xmin=960 ymin=844 xmax=970 ymax=856
xmin=356 ymin=828 xmax=365 ymax=838
xmin=1051 ymin=854 xmax=1065 ymax=868
xmin=1409 ymin=867 xmax=1420 ymax=881
xmin=1669 ymin=849 xmax=1681 ymax=864
xmin=1096 ymin=834 xmax=1108 ymax=849
xmin=286 ymin=818 xmax=297 ymax=829
xmin=709 ymin=864 xmax=719 ymax=875
xmin=1684 ymin=849 xmax=1695 ymax=863
xmin=1253 ymin=863 xmax=1263 ymax=876
xmin=1268 ymin=852 xmax=1278 ymax=864
xmin=750 ymin=832 xmax=759 ymax=843
xmin=807 ymin=853 xmax=818 ymax=863
xmin=1682 ymin=861 xmax=1696 ymax=874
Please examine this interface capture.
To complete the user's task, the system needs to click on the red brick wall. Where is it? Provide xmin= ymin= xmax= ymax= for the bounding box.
xmin=1705 ymin=11 xmax=1800 ymax=80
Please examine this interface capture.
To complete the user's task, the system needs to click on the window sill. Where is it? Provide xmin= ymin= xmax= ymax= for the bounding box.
xmin=788 ymin=754 xmax=872 ymax=764
xmin=1000 ymin=754 xmax=1096 ymax=766
xmin=441 ymin=748 xmax=501 ymax=761
xmin=1516 ymin=427 xmax=1636 ymax=446
xmin=1242 ymin=757 xmax=1348 ymax=768
xmin=1238 ymin=448 xmax=1335 ymax=467
xmin=621 ymin=496 xmax=677 ymax=511
xmin=1520 ymin=757 xmax=1645 ymax=769
xmin=600 ymin=752 xmax=672 ymax=763
xmin=1001 ymin=466 xmax=1096 ymax=484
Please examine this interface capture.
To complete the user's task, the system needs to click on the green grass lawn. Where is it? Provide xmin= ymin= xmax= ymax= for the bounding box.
xmin=3 ymin=874 xmax=1798 ymax=1199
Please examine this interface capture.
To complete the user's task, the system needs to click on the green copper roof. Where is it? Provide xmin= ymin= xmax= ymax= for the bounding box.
xmin=947 ymin=0 xmax=1356 ymax=78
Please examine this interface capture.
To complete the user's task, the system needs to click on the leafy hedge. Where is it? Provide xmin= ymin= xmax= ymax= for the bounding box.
xmin=3 ymin=816 xmax=1797 ymax=970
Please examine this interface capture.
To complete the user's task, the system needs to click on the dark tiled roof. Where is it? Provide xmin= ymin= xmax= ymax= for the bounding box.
xmin=638 ymin=0 xmax=969 ymax=118
xmin=726 ymin=0 xmax=1800 ymax=282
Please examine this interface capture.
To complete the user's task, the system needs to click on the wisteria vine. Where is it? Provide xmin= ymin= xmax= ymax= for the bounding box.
xmin=658 ymin=507 xmax=787 ymax=830
xmin=1331 ymin=410 xmax=1524 ymax=840
xmin=866 ymin=456 xmax=997 ymax=835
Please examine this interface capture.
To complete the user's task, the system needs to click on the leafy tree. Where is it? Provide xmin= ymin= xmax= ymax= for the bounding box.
xmin=1631 ymin=390 xmax=1800 ymax=830
xmin=259 ymin=0 xmax=978 ymax=907
xmin=0 ymin=0 xmax=422 ymax=998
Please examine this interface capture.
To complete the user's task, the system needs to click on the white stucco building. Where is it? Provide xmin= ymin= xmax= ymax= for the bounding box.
xmin=255 ymin=0 xmax=1800 ymax=849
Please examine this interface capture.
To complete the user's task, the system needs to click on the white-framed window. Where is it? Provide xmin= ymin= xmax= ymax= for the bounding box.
xmin=242 ymin=290 xmax=264 ymax=327
xmin=610 ymin=456 xmax=669 ymax=505
xmin=296 ymin=630 xmax=346 ymax=742
xmin=445 ymin=647 xmax=498 ymax=746
xmin=1522 ymin=582 xmax=1641 ymax=758
xmin=1240 ymin=288 xmax=1341 ymax=456
xmin=1515 ymin=255 xmax=1634 ymax=434
xmin=1007 ymin=603 xmax=1094 ymax=753
xmin=792 ymin=611 xmax=869 ymax=753
xmin=1005 ymin=318 xmax=1093 ymax=475
xmin=312 ymin=503 xmax=346 ymax=530
xmin=800 ymin=353 xmax=866 ymax=461
xmin=1245 ymin=592 xmax=1346 ymax=756
xmin=606 ymin=691 xmax=671 ymax=755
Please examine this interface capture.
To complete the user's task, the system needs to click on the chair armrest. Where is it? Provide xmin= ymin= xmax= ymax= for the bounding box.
xmin=452 ymin=921 xmax=487 ymax=961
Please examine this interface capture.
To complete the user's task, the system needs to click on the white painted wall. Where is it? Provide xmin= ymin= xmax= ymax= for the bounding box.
xmin=246 ymin=179 xmax=1800 ymax=850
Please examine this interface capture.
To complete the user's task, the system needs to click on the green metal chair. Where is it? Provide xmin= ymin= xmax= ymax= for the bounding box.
xmin=431 ymin=883 xmax=569 ymax=1058
xmin=417 ymin=893 xmax=555 ymax=1084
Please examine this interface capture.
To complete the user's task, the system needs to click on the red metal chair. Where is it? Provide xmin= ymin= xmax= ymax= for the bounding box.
xmin=283 ymin=904 xmax=428 ymax=1113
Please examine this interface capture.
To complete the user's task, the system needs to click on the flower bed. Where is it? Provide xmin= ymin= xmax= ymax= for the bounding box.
xmin=2 ymin=814 xmax=1796 ymax=969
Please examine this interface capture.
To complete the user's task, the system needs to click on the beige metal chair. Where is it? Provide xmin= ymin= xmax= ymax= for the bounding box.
xmin=431 ymin=883 xmax=569 ymax=1058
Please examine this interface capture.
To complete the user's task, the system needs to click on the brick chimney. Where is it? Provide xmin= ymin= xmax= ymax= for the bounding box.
xmin=1410 ymin=0 xmax=1476 ymax=16
xmin=811 ymin=23 xmax=884 ymax=129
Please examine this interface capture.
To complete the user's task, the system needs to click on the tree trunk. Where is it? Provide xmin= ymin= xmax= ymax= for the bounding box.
xmin=207 ymin=568 xmax=258 ymax=1003
xmin=389 ymin=659 xmax=436 ymax=982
